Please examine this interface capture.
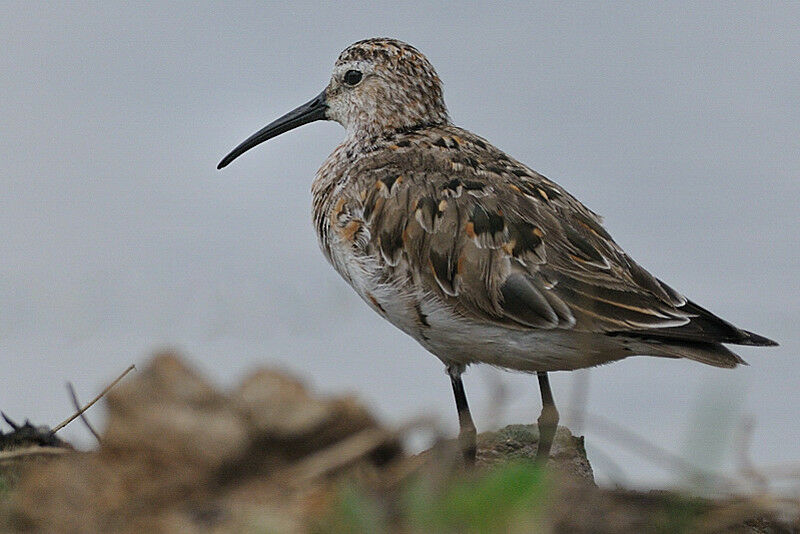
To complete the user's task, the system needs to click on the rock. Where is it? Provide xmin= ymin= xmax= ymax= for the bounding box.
xmin=477 ymin=424 xmax=594 ymax=483
xmin=234 ymin=369 xmax=332 ymax=441
xmin=103 ymin=351 xmax=250 ymax=471
xmin=232 ymin=369 xmax=384 ymax=461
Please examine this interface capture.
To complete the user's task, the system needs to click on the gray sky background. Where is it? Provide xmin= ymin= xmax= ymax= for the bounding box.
xmin=1 ymin=2 xmax=798 ymax=486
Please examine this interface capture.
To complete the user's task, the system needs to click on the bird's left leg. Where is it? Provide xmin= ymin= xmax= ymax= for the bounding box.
xmin=535 ymin=371 xmax=559 ymax=464
xmin=447 ymin=364 xmax=477 ymax=464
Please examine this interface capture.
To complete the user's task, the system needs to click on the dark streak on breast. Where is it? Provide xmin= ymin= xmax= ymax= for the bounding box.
xmin=367 ymin=293 xmax=387 ymax=315
xmin=414 ymin=301 xmax=430 ymax=327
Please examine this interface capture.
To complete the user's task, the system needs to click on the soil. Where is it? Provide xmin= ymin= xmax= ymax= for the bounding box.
xmin=0 ymin=352 xmax=796 ymax=533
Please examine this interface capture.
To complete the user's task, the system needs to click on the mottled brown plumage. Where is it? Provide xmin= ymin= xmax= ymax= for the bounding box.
xmin=219 ymin=38 xmax=777 ymax=463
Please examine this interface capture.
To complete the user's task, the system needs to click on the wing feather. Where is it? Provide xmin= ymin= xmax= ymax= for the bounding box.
xmin=349 ymin=125 xmax=769 ymax=346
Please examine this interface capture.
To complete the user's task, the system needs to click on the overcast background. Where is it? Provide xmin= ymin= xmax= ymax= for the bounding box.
xmin=1 ymin=2 xmax=798 ymax=487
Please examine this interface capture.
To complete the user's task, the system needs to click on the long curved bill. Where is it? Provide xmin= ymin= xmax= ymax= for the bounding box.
xmin=217 ymin=90 xmax=328 ymax=169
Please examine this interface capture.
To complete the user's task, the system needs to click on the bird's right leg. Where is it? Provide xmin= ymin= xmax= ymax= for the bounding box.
xmin=447 ymin=364 xmax=477 ymax=464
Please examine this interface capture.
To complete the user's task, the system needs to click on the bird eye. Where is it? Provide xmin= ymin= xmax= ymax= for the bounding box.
xmin=343 ymin=70 xmax=363 ymax=86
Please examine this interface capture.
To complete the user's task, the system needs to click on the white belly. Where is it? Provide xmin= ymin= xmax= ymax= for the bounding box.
xmin=327 ymin=237 xmax=424 ymax=338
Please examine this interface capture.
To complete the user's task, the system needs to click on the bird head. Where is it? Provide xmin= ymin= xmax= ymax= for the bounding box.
xmin=218 ymin=38 xmax=449 ymax=169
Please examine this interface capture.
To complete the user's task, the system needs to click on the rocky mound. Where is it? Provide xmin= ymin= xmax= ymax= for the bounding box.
xmin=0 ymin=352 xmax=794 ymax=533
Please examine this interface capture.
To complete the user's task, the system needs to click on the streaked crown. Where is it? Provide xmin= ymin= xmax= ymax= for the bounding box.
xmin=325 ymin=38 xmax=450 ymax=138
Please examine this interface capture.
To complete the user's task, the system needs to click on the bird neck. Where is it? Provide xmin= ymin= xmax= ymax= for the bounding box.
xmin=344 ymin=118 xmax=449 ymax=151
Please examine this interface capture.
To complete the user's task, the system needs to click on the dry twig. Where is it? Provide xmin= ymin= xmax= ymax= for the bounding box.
xmin=570 ymin=409 xmax=739 ymax=488
xmin=52 ymin=364 xmax=135 ymax=433
xmin=281 ymin=415 xmax=439 ymax=487
xmin=286 ymin=427 xmax=391 ymax=485
xmin=66 ymin=382 xmax=102 ymax=444
xmin=0 ymin=446 xmax=71 ymax=463
xmin=734 ymin=416 xmax=769 ymax=491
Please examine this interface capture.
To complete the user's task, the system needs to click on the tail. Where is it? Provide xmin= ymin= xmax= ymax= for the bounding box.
xmin=624 ymin=339 xmax=747 ymax=368
xmin=735 ymin=328 xmax=779 ymax=347
xmin=608 ymin=299 xmax=778 ymax=368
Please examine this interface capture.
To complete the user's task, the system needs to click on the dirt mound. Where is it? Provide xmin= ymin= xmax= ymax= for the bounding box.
xmin=2 ymin=352 xmax=396 ymax=532
xmin=0 ymin=352 xmax=795 ymax=533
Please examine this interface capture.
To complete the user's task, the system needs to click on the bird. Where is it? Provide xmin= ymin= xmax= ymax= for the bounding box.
xmin=218 ymin=38 xmax=777 ymax=464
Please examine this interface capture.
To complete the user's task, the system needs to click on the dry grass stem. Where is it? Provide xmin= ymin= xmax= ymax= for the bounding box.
xmin=52 ymin=364 xmax=135 ymax=433
xmin=572 ymin=409 xmax=739 ymax=488
xmin=66 ymin=382 xmax=102 ymax=444
xmin=0 ymin=446 xmax=71 ymax=463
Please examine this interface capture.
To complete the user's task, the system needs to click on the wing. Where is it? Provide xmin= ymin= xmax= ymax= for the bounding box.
xmin=344 ymin=125 xmax=770 ymax=344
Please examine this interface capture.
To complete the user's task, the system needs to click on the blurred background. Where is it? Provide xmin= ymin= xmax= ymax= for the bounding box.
xmin=1 ymin=2 xmax=797 ymax=487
